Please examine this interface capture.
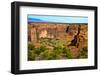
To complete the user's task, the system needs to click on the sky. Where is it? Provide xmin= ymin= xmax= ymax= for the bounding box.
xmin=28 ymin=15 xmax=88 ymax=23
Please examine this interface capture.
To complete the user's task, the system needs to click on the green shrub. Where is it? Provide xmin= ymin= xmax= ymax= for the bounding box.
xmin=40 ymin=50 xmax=57 ymax=60
xmin=46 ymin=53 xmax=56 ymax=60
xmin=40 ymin=38 xmax=65 ymax=48
xmin=28 ymin=44 xmax=35 ymax=50
xmin=79 ymin=47 xmax=88 ymax=58
xmin=40 ymin=46 xmax=48 ymax=52
xmin=62 ymin=48 xmax=72 ymax=59
xmin=28 ymin=50 xmax=36 ymax=60
xmin=34 ymin=46 xmax=48 ymax=55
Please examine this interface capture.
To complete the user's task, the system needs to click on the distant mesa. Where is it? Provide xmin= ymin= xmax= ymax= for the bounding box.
xmin=28 ymin=18 xmax=43 ymax=23
xmin=28 ymin=18 xmax=55 ymax=23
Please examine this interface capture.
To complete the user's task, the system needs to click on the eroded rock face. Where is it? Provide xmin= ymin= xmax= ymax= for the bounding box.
xmin=79 ymin=25 xmax=88 ymax=48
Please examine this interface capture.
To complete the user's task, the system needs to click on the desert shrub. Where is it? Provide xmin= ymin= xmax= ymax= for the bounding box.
xmin=46 ymin=52 xmax=57 ymax=60
xmin=39 ymin=50 xmax=47 ymax=59
xmin=28 ymin=50 xmax=36 ymax=60
xmin=28 ymin=43 xmax=48 ymax=60
xmin=40 ymin=50 xmax=57 ymax=60
xmin=79 ymin=47 xmax=88 ymax=58
xmin=40 ymin=46 xmax=48 ymax=52
xmin=53 ymin=47 xmax=63 ymax=54
xmin=34 ymin=48 xmax=41 ymax=55
xmin=34 ymin=46 xmax=48 ymax=55
xmin=40 ymin=38 xmax=66 ymax=48
xmin=53 ymin=47 xmax=72 ymax=59
xmin=28 ymin=43 xmax=35 ymax=50
xmin=62 ymin=48 xmax=72 ymax=59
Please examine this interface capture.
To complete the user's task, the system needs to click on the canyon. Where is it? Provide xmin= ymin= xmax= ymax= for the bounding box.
xmin=28 ymin=22 xmax=88 ymax=59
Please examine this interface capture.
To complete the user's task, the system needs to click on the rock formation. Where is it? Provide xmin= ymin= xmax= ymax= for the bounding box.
xmin=28 ymin=22 xmax=88 ymax=58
